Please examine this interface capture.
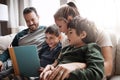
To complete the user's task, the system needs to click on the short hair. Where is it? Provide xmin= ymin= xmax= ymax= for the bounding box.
xmin=23 ymin=7 xmax=38 ymax=16
xmin=45 ymin=24 xmax=60 ymax=37
xmin=68 ymin=16 xmax=98 ymax=44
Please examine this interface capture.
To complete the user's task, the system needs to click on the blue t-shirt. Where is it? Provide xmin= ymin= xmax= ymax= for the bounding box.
xmin=39 ymin=41 xmax=62 ymax=67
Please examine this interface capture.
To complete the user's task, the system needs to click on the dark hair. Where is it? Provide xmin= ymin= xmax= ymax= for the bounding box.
xmin=67 ymin=1 xmax=77 ymax=9
xmin=68 ymin=16 xmax=98 ymax=43
xmin=23 ymin=7 xmax=38 ymax=16
xmin=54 ymin=2 xmax=79 ymax=22
xmin=45 ymin=24 xmax=60 ymax=37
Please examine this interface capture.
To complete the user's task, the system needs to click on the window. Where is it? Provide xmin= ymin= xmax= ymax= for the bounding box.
xmin=30 ymin=0 xmax=60 ymax=26
xmin=31 ymin=0 xmax=120 ymax=34
xmin=76 ymin=0 xmax=120 ymax=33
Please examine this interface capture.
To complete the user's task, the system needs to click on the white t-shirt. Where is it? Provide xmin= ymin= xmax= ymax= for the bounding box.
xmin=60 ymin=32 xmax=69 ymax=48
xmin=95 ymin=28 xmax=113 ymax=47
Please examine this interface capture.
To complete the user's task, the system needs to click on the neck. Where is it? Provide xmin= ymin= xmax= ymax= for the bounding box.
xmin=74 ymin=42 xmax=86 ymax=48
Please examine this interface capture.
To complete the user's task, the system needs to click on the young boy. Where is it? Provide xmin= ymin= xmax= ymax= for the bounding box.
xmin=39 ymin=24 xmax=62 ymax=67
xmin=40 ymin=16 xmax=104 ymax=80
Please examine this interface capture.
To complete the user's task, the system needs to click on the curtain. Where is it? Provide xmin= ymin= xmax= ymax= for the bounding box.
xmin=60 ymin=0 xmax=67 ymax=5
xmin=7 ymin=0 xmax=30 ymax=33
xmin=7 ymin=0 xmax=18 ymax=28
xmin=115 ymin=0 xmax=120 ymax=34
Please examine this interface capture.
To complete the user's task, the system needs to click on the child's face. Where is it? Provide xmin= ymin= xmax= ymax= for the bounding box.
xmin=45 ymin=33 xmax=60 ymax=49
xmin=55 ymin=20 xmax=68 ymax=34
xmin=67 ymin=28 xmax=85 ymax=47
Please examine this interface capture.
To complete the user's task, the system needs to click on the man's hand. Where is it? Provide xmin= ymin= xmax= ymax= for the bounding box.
xmin=0 ymin=61 xmax=3 ymax=71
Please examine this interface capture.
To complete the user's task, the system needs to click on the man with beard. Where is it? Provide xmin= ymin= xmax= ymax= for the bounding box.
xmin=0 ymin=7 xmax=46 ymax=72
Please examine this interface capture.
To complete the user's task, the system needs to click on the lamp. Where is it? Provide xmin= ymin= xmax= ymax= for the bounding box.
xmin=0 ymin=4 xmax=8 ymax=35
xmin=0 ymin=4 xmax=8 ymax=21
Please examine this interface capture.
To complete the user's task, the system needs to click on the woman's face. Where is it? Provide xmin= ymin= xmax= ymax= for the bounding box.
xmin=55 ymin=20 xmax=68 ymax=34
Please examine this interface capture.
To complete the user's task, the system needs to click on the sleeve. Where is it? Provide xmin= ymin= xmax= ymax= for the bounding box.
xmin=68 ymin=44 xmax=104 ymax=80
xmin=0 ymin=49 xmax=10 ymax=62
xmin=11 ymin=34 xmax=19 ymax=46
xmin=96 ymin=29 xmax=112 ymax=47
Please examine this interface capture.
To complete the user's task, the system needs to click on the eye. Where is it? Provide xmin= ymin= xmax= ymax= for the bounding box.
xmin=58 ymin=26 xmax=61 ymax=28
xmin=68 ymin=31 xmax=72 ymax=34
xmin=45 ymin=37 xmax=48 ymax=39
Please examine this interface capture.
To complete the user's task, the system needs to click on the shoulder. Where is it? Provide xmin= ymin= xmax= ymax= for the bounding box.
xmin=84 ymin=43 xmax=104 ymax=61
xmin=86 ymin=43 xmax=101 ymax=52
xmin=17 ymin=28 xmax=29 ymax=35
xmin=41 ymin=41 xmax=49 ymax=49
xmin=56 ymin=42 xmax=62 ymax=49
xmin=39 ymin=25 xmax=47 ymax=30
xmin=96 ymin=28 xmax=112 ymax=47
xmin=61 ymin=45 xmax=72 ymax=52
xmin=14 ymin=28 xmax=29 ymax=38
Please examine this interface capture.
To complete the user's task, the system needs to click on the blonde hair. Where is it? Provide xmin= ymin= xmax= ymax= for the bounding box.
xmin=54 ymin=2 xmax=80 ymax=23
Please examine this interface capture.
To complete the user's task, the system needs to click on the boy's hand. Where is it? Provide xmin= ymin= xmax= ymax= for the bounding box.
xmin=40 ymin=65 xmax=54 ymax=80
xmin=38 ymin=67 xmax=44 ymax=73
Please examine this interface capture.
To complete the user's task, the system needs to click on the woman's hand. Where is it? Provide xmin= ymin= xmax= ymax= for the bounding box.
xmin=46 ymin=62 xmax=86 ymax=80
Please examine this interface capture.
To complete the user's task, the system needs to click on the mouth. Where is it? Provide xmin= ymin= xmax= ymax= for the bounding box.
xmin=48 ymin=43 xmax=53 ymax=46
xmin=68 ymin=39 xmax=70 ymax=42
xmin=29 ymin=24 xmax=35 ymax=27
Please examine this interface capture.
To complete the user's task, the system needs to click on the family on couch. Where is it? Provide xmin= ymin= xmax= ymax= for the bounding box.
xmin=0 ymin=1 xmax=113 ymax=80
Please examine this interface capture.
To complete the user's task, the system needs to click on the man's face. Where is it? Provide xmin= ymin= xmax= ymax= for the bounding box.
xmin=24 ymin=11 xmax=39 ymax=32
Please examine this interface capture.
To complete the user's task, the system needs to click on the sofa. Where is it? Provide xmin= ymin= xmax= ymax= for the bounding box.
xmin=0 ymin=32 xmax=120 ymax=80
xmin=0 ymin=34 xmax=16 ymax=54
xmin=109 ymin=32 xmax=120 ymax=80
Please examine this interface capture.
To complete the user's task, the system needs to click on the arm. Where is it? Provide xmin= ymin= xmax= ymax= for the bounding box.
xmin=101 ymin=46 xmax=113 ymax=76
xmin=43 ymin=44 xmax=104 ymax=80
xmin=47 ymin=62 xmax=86 ymax=80
xmin=0 ymin=49 xmax=10 ymax=62
xmin=0 ymin=34 xmax=19 ymax=70
xmin=96 ymin=30 xmax=113 ymax=76
xmin=67 ymin=44 xmax=104 ymax=80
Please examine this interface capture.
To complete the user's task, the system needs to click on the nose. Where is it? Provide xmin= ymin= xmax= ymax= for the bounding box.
xmin=29 ymin=21 xmax=33 ymax=25
xmin=46 ymin=39 xmax=50 ymax=43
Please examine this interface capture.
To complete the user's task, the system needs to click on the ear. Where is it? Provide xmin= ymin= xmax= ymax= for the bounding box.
xmin=58 ymin=34 xmax=62 ymax=40
xmin=67 ymin=16 xmax=73 ymax=22
xmin=37 ymin=15 xmax=40 ymax=19
xmin=80 ymin=31 xmax=87 ymax=39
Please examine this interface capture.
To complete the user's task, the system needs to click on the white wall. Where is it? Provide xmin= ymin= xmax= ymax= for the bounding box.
xmin=30 ymin=0 xmax=60 ymax=26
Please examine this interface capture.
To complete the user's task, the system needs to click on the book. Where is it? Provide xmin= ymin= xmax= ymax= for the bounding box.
xmin=8 ymin=45 xmax=40 ymax=77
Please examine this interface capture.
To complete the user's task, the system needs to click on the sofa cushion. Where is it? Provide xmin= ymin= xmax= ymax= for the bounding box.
xmin=110 ymin=75 xmax=120 ymax=80
xmin=109 ymin=32 xmax=117 ymax=76
xmin=0 ymin=34 xmax=16 ymax=54
xmin=115 ymin=37 xmax=120 ymax=75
